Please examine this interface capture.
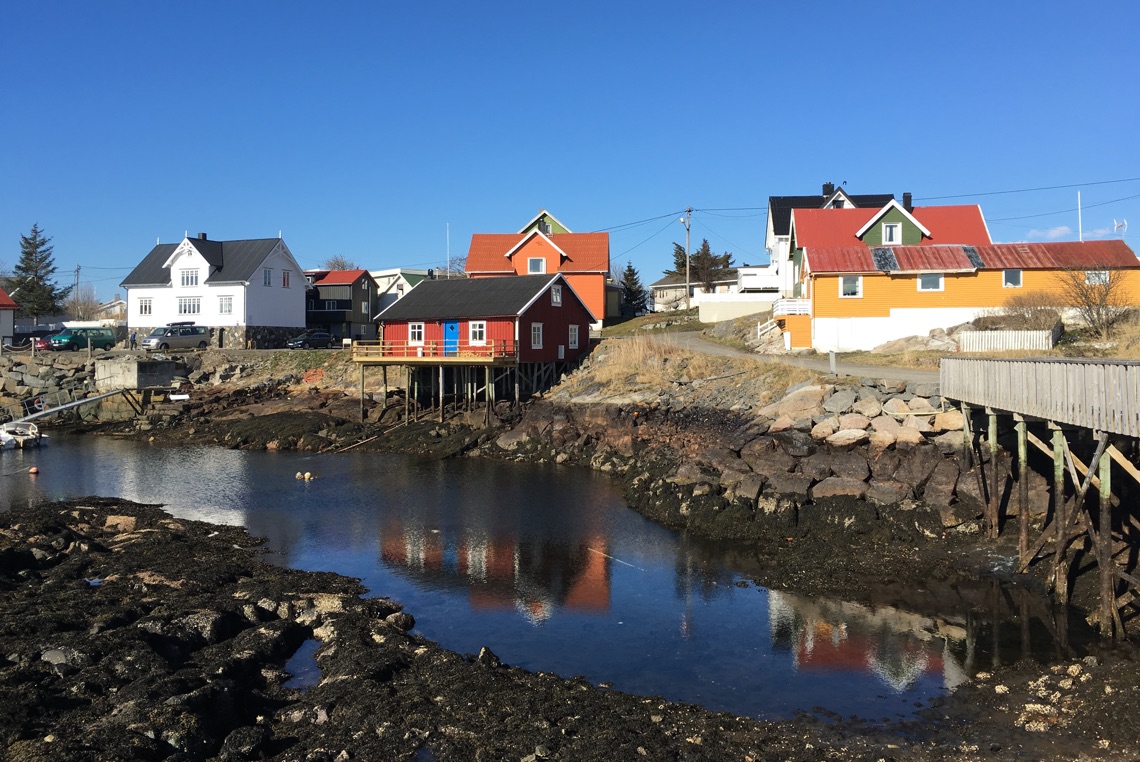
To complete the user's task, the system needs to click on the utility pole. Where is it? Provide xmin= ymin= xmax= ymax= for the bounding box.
xmin=681 ymin=208 xmax=692 ymax=311
xmin=74 ymin=265 xmax=81 ymax=318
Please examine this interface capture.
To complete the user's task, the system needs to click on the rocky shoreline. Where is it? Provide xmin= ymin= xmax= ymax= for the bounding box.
xmin=5 ymin=344 xmax=1139 ymax=759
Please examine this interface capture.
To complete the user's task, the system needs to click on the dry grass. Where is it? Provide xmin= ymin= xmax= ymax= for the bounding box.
xmin=834 ymin=349 xmax=948 ymax=371
xmin=593 ymin=335 xmax=723 ymax=386
xmin=601 ymin=309 xmax=709 ymax=338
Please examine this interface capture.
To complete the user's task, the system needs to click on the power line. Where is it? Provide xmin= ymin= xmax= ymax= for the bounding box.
xmin=616 ymin=217 xmax=680 ymax=258
xmin=987 ymin=192 xmax=1140 ymax=222
xmin=917 ymin=176 xmax=1140 ymax=201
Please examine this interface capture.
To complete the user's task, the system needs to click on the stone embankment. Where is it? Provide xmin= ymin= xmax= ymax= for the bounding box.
xmin=0 ymin=351 xmax=101 ymax=416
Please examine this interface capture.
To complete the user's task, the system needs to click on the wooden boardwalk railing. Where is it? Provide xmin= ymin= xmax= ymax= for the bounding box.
xmin=941 ymin=357 xmax=1140 ymax=438
xmin=352 ymin=339 xmax=519 ymax=364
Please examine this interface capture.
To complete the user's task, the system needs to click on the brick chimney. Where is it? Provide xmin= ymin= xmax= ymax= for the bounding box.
xmin=903 ymin=193 xmax=913 ymax=212
xmin=198 ymin=232 xmax=208 ymax=240
xmin=822 ymin=182 xmax=835 ymax=196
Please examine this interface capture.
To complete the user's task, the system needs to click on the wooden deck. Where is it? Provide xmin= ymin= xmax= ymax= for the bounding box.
xmin=941 ymin=357 xmax=1140 ymax=438
xmin=351 ymin=339 xmax=519 ymax=367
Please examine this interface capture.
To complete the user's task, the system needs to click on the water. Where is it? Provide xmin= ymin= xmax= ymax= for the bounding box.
xmin=0 ymin=435 xmax=1079 ymax=720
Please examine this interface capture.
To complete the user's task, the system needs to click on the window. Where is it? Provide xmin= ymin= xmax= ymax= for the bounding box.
xmin=531 ymin=322 xmax=543 ymax=349
xmin=917 ymin=273 xmax=944 ymax=292
xmin=180 ymin=269 xmax=199 ymax=287
xmin=139 ymin=298 xmax=152 ymax=316
xmin=551 ymin=285 xmax=562 ymax=306
xmin=568 ymin=324 xmax=579 ymax=349
xmin=361 ymin=301 xmax=368 ymax=315
xmin=882 ymin=223 xmax=901 ymax=245
xmin=177 ymin=297 xmax=201 ymax=315
xmin=219 ymin=295 xmax=233 ymax=315
xmin=470 ymin=320 xmax=486 ymax=346
xmin=839 ymin=275 xmax=862 ymax=298
xmin=528 ymin=257 xmax=546 ymax=274
xmin=324 ymin=300 xmax=338 ymax=311
xmin=409 ymin=322 xmax=424 ymax=345
xmin=1086 ymin=270 xmax=1109 ymax=285
xmin=282 ymin=270 xmax=291 ymax=288
xmin=1003 ymin=269 xmax=1022 ymax=288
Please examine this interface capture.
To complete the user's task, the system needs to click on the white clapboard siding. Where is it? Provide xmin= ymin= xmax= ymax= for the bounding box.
xmin=958 ymin=325 xmax=1061 ymax=353
xmin=941 ymin=357 xmax=1140 ymax=438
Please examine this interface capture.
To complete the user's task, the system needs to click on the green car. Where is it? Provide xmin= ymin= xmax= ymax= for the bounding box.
xmin=49 ymin=327 xmax=117 ymax=352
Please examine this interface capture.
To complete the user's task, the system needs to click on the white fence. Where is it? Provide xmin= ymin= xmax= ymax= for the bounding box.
xmin=697 ymin=292 xmax=780 ymax=322
xmin=958 ymin=324 xmax=1062 ymax=353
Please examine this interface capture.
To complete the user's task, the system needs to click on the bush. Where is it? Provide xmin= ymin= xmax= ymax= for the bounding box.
xmin=1001 ymin=291 xmax=1063 ymax=331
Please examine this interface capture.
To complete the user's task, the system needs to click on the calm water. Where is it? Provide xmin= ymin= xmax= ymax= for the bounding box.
xmin=0 ymin=435 xmax=1077 ymax=720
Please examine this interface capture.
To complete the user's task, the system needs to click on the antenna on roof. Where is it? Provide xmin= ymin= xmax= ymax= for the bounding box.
xmin=1114 ymin=219 xmax=1128 ymax=235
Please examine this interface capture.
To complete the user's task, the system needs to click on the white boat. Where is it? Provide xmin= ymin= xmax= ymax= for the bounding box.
xmin=0 ymin=421 xmax=45 ymax=449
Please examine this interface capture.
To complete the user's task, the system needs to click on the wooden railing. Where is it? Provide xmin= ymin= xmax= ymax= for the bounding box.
xmin=352 ymin=339 xmax=519 ymax=362
xmin=941 ymin=357 xmax=1140 ymax=437
xmin=772 ymin=298 xmax=810 ymax=317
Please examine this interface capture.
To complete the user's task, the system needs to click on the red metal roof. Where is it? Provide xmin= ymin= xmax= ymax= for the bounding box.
xmin=793 ymin=205 xmax=991 ymax=248
xmin=0 ymin=287 xmax=17 ymax=310
xmin=466 ymin=232 xmax=610 ymax=274
xmin=805 ymin=240 xmax=1139 ymax=274
xmin=313 ymin=269 xmax=370 ymax=285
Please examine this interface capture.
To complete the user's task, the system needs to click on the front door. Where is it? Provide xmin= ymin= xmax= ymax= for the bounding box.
xmin=443 ymin=321 xmax=459 ymax=356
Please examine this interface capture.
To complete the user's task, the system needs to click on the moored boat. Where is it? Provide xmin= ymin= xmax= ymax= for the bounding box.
xmin=0 ymin=421 xmax=45 ymax=449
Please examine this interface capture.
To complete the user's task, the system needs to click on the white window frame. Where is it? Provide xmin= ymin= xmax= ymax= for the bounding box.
xmin=469 ymin=320 xmax=487 ymax=346
xmin=531 ymin=322 xmax=543 ymax=349
xmin=882 ymin=222 xmax=901 ymax=245
xmin=568 ymin=324 xmax=579 ymax=349
xmin=177 ymin=296 xmax=201 ymax=315
xmin=1086 ymin=270 xmax=1109 ymax=285
xmin=180 ymin=269 xmax=199 ymax=287
xmin=139 ymin=297 xmax=152 ymax=316
xmin=409 ymin=322 xmax=425 ymax=345
xmin=263 ymin=268 xmax=272 ymax=286
xmin=917 ymin=273 xmax=944 ymax=292
xmin=324 ymin=300 xmax=337 ymax=311
xmin=218 ymin=295 xmax=233 ymax=315
xmin=282 ymin=270 xmax=291 ymax=288
xmin=1003 ymin=269 xmax=1022 ymax=288
xmin=839 ymin=275 xmax=863 ymax=298
xmin=527 ymin=257 xmax=546 ymax=274
xmin=551 ymin=285 xmax=562 ymax=306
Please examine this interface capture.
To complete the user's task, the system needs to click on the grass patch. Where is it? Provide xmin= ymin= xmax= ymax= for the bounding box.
xmin=833 ymin=350 xmax=948 ymax=371
xmin=593 ymin=335 xmax=723 ymax=386
xmin=601 ymin=309 xmax=709 ymax=338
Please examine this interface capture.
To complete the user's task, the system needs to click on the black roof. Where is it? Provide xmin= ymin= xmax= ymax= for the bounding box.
xmin=376 ymin=274 xmax=562 ymax=321
xmin=121 ymin=238 xmax=284 ymax=287
xmin=768 ymin=193 xmax=895 ymax=237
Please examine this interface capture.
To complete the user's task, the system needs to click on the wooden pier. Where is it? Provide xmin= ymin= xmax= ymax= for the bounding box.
xmin=941 ymin=357 xmax=1140 ymax=637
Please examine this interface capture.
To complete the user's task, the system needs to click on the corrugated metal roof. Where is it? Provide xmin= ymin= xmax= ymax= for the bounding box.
xmin=768 ymin=193 xmax=893 ymax=236
xmin=794 ymin=205 xmax=992 ymax=248
xmin=313 ymin=269 xmax=370 ymax=286
xmin=805 ymin=240 xmax=1139 ymax=273
xmin=0 ymin=287 xmax=18 ymax=310
xmin=377 ymin=274 xmax=559 ymax=321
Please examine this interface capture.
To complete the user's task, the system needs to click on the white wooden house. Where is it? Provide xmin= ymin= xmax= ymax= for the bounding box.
xmin=121 ymin=233 xmax=306 ymax=349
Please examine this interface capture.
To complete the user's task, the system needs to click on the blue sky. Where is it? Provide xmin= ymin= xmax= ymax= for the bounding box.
xmin=3 ymin=1 xmax=1139 ymax=299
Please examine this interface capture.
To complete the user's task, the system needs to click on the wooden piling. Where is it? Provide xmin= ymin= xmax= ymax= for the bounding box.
xmin=1098 ymin=446 xmax=1114 ymax=637
xmin=1052 ymin=427 xmax=1068 ymax=603
xmin=988 ymin=411 xmax=1000 ymax=539
xmin=1016 ymin=418 xmax=1029 ymax=564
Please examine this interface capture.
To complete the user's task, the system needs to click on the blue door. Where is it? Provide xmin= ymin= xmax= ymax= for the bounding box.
xmin=444 ymin=321 xmax=459 ymax=356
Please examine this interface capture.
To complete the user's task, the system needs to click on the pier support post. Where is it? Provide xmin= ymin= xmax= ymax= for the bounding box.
xmin=1016 ymin=417 xmax=1029 ymax=564
xmin=439 ymin=366 xmax=445 ymax=423
xmin=1098 ymin=446 xmax=1115 ymax=637
xmin=360 ymin=364 xmax=365 ymax=423
xmin=1052 ymin=427 xmax=1068 ymax=604
xmin=961 ymin=403 xmax=972 ymax=467
xmin=988 ymin=411 xmax=1000 ymax=539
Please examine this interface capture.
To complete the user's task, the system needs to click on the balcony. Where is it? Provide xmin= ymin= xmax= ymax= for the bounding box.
xmin=352 ymin=339 xmax=519 ymax=365
xmin=772 ymin=298 xmax=810 ymax=317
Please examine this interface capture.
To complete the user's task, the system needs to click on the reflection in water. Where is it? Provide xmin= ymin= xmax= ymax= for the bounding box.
xmin=0 ymin=436 xmax=1090 ymax=720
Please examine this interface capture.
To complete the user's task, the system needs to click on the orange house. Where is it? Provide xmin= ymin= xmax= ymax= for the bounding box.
xmin=786 ymin=239 xmax=1140 ymax=351
xmin=465 ymin=210 xmax=611 ymax=328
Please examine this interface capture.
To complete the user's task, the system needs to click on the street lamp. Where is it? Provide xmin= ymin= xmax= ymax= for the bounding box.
xmin=679 ymin=208 xmax=692 ymax=311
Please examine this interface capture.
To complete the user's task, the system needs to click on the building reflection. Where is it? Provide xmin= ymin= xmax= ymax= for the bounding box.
xmin=379 ymin=515 xmax=611 ymax=623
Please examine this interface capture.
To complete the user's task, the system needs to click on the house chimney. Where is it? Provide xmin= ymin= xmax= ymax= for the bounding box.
xmin=903 ymin=193 xmax=913 ymax=212
xmin=198 ymin=232 xmax=208 ymax=240
xmin=822 ymin=182 xmax=835 ymax=196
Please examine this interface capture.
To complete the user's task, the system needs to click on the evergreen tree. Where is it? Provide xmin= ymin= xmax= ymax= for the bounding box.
xmin=13 ymin=224 xmax=72 ymax=324
xmin=619 ymin=261 xmax=647 ymax=316
xmin=690 ymin=239 xmax=736 ymax=291
xmin=670 ymin=242 xmax=688 ymax=275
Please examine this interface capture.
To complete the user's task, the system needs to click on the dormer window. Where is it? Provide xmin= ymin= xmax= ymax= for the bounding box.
xmin=528 ymin=257 xmax=546 ymax=274
xmin=551 ymin=285 xmax=562 ymax=306
xmin=539 ymin=220 xmax=552 ymax=235
xmin=882 ymin=223 xmax=901 ymax=245
xmin=180 ymin=269 xmax=199 ymax=287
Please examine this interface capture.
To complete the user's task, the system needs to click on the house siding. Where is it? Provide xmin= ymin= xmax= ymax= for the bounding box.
xmin=860 ymin=207 xmax=924 ymax=246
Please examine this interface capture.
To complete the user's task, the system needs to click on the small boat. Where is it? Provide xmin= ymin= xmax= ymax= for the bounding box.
xmin=0 ymin=421 xmax=45 ymax=449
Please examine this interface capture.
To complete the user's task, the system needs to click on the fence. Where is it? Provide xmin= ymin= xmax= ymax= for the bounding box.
xmin=352 ymin=339 xmax=519 ymax=362
xmin=958 ymin=324 xmax=1062 ymax=353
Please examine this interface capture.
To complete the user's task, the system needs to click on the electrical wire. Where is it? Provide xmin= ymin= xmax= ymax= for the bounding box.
xmin=917 ymin=176 xmax=1140 ymax=201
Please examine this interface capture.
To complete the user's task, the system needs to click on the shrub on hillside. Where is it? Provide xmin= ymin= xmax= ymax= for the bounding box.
xmin=1001 ymin=290 xmax=1063 ymax=331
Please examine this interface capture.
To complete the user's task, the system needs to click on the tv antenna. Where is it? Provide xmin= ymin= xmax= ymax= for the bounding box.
xmin=1113 ymin=218 xmax=1128 ymax=234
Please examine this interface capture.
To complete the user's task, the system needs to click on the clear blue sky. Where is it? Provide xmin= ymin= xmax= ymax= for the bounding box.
xmin=3 ymin=1 xmax=1139 ymax=299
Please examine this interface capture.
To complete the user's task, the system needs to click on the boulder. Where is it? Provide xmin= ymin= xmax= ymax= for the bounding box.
xmin=910 ymin=382 xmax=940 ymax=397
xmin=878 ymin=379 xmax=907 ymax=394
xmin=495 ymin=428 xmax=531 ymax=451
xmin=922 ymin=459 xmax=961 ymax=507
xmin=767 ymin=415 xmax=798 ymax=433
xmin=744 ymin=449 xmax=798 ymax=478
xmin=931 ymin=431 xmax=964 ymax=455
xmin=894 ymin=426 xmax=927 ymax=448
xmin=933 ymin=409 xmax=965 ymax=432
xmin=728 ymin=474 xmax=765 ymax=503
xmin=758 ymin=387 xmax=829 ymax=421
xmin=822 ymin=389 xmax=858 ymax=414
xmin=739 ymin=436 xmax=776 ymax=462
xmin=669 ymin=462 xmax=709 ymax=485
xmin=810 ymin=418 xmax=839 ymax=441
xmin=825 ymin=429 xmax=869 ymax=450
xmin=698 ymin=446 xmax=748 ymax=475
xmin=903 ymin=415 xmax=933 ymax=432
xmin=866 ymin=479 xmax=913 ymax=505
xmin=838 ymin=413 xmax=872 ymax=430
xmin=870 ymin=415 xmax=902 ymax=433
xmin=881 ymin=397 xmax=911 ymax=416
xmin=764 ymin=472 xmax=814 ymax=498
xmin=868 ymin=430 xmax=897 ymax=450
xmin=771 ymin=429 xmax=817 ymax=458
xmin=892 ymin=444 xmax=941 ymax=490
xmin=907 ymin=396 xmax=936 ymax=413
xmin=851 ymin=396 xmax=883 ymax=418
xmin=828 ymin=450 xmax=871 ymax=480
xmin=810 ymin=476 xmax=868 ymax=500
xmin=799 ymin=452 xmax=834 ymax=481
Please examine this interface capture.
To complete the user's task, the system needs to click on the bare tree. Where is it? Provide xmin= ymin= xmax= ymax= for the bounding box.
xmin=1001 ymin=290 xmax=1063 ymax=331
xmin=1056 ymin=267 xmax=1131 ymax=340
xmin=321 ymin=255 xmax=358 ymax=271
xmin=72 ymin=283 xmax=103 ymax=321
xmin=436 ymin=256 xmax=468 ymax=278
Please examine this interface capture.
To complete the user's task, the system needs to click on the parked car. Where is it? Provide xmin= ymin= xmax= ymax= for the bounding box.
xmin=33 ymin=332 xmax=60 ymax=351
xmin=141 ymin=322 xmax=211 ymax=350
xmin=49 ymin=327 xmax=117 ymax=352
xmin=286 ymin=330 xmax=337 ymax=349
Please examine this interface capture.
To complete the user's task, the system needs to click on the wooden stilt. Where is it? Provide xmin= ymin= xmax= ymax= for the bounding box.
xmin=382 ymin=366 xmax=388 ymax=404
xmin=1098 ymin=446 xmax=1114 ymax=637
xmin=1052 ymin=427 xmax=1068 ymax=603
xmin=988 ymin=411 xmax=1000 ymax=539
xmin=439 ymin=365 xmax=444 ymax=423
xmin=1016 ymin=418 xmax=1029 ymax=564
xmin=359 ymin=363 xmax=365 ymax=423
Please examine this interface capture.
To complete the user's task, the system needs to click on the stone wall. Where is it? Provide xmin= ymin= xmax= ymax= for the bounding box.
xmin=0 ymin=351 xmax=99 ymax=419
